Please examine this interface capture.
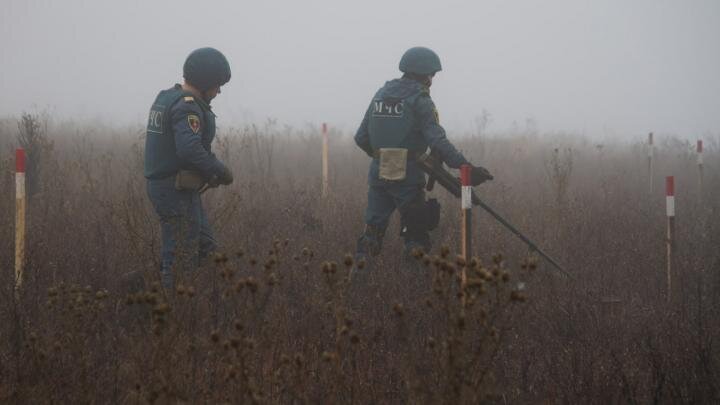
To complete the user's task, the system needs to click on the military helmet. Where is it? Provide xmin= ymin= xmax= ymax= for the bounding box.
xmin=399 ymin=47 xmax=442 ymax=75
xmin=183 ymin=47 xmax=231 ymax=91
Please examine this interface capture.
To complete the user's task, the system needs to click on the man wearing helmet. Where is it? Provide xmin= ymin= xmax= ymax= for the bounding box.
xmin=353 ymin=46 xmax=493 ymax=270
xmin=144 ymin=47 xmax=234 ymax=290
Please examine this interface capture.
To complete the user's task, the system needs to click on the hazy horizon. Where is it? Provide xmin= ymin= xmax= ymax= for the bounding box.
xmin=2 ymin=0 xmax=719 ymax=138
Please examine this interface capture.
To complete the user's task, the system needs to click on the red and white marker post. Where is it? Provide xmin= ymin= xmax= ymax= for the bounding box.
xmin=648 ymin=132 xmax=654 ymax=193
xmin=460 ymin=164 xmax=472 ymax=294
xmin=15 ymin=148 xmax=26 ymax=293
xmin=697 ymin=140 xmax=704 ymax=198
xmin=665 ymin=176 xmax=675 ymax=303
xmin=322 ymin=123 xmax=329 ymax=198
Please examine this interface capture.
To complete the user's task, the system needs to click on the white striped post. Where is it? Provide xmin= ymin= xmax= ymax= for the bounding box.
xmin=15 ymin=148 xmax=27 ymax=293
xmin=322 ymin=123 xmax=329 ymax=198
xmin=648 ymin=132 xmax=654 ymax=193
xmin=665 ymin=176 xmax=675 ymax=303
xmin=460 ymin=164 xmax=472 ymax=294
xmin=697 ymin=140 xmax=704 ymax=198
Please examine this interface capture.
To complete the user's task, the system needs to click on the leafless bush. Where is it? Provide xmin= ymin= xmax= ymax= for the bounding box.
xmin=0 ymin=119 xmax=718 ymax=404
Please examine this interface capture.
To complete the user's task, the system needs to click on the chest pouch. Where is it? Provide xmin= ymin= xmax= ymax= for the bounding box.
xmin=378 ymin=148 xmax=408 ymax=181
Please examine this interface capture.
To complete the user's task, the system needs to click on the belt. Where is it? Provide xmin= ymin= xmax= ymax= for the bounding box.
xmin=371 ymin=149 xmax=423 ymax=160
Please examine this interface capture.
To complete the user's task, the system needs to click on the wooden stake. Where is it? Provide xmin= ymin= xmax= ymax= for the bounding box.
xmin=648 ymin=132 xmax=654 ymax=194
xmin=665 ymin=176 xmax=675 ymax=303
xmin=697 ymin=140 xmax=704 ymax=200
xmin=600 ymin=297 xmax=623 ymax=326
xmin=15 ymin=148 xmax=26 ymax=293
xmin=322 ymin=123 xmax=329 ymax=198
xmin=460 ymin=164 xmax=472 ymax=295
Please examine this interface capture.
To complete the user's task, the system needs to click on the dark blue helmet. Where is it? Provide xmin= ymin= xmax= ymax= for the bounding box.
xmin=399 ymin=47 xmax=442 ymax=75
xmin=183 ymin=47 xmax=231 ymax=91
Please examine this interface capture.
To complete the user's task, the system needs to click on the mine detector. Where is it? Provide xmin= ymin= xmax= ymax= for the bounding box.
xmin=416 ymin=149 xmax=571 ymax=278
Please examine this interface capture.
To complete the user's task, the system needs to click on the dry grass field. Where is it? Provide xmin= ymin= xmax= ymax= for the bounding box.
xmin=0 ymin=114 xmax=718 ymax=404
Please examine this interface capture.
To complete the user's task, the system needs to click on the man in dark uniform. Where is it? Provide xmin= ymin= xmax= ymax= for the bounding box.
xmin=144 ymin=47 xmax=234 ymax=289
xmin=353 ymin=46 xmax=492 ymax=269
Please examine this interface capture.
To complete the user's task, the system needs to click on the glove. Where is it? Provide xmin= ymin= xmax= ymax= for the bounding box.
xmin=216 ymin=164 xmax=234 ymax=186
xmin=470 ymin=165 xmax=493 ymax=186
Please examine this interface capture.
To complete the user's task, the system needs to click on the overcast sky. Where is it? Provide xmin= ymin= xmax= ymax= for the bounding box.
xmin=2 ymin=0 xmax=719 ymax=137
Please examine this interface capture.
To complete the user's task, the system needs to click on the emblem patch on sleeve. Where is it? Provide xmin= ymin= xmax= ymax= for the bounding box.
xmin=147 ymin=105 xmax=164 ymax=134
xmin=433 ymin=106 xmax=440 ymax=124
xmin=187 ymin=114 xmax=201 ymax=134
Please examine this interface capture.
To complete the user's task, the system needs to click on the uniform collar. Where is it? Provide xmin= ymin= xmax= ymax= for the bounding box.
xmin=174 ymin=83 xmax=216 ymax=116
xmin=195 ymin=97 xmax=215 ymax=116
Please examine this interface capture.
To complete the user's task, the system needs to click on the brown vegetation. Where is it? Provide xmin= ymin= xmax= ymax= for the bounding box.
xmin=0 ymin=114 xmax=718 ymax=403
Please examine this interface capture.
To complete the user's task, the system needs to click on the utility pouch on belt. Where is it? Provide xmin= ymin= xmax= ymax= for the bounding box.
xmin=175 ymin=170 xmax=206 ymax=191
xmin=377 ymin=148 xmax=408 ymax=181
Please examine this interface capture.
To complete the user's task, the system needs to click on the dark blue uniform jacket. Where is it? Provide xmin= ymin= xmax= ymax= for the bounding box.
xmin=144 ymin=84 xmax=225 ymax=180
xmin=354 ymin=78 xmax=468 ymax=186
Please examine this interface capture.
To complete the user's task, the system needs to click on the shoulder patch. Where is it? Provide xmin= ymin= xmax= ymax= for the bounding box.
xmin=187 ymin=114 xmax=201 ymax=134
xmin=183 ymin=96 xmax=195 ymax=103
xmin=433 ymin=106 xmax=440 ymax=124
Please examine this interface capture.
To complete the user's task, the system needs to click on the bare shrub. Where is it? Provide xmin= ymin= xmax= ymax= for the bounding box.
xmin=0 ymin=119 xmax=717 ymax=403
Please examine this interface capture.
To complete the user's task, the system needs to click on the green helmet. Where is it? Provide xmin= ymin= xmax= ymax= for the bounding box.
xmin=399 ymin=47 xmax=442 ymax=75
xmin=183 ymin=47 xmax=231 ymax=91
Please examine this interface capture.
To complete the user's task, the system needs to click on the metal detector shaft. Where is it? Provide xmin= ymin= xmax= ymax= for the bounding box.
xmin=416 ymin=152 xmax=571 ymax=277
xmin=469 ymin=193 xmax=570 ymax=277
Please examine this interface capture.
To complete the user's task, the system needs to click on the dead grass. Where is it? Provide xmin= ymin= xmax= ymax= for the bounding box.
xmin=0 ymin=115 xmax=718 ymax=403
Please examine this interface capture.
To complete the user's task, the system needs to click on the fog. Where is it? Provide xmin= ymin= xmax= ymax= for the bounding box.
xmin=2 ymin=0 xmax=719 ymax=138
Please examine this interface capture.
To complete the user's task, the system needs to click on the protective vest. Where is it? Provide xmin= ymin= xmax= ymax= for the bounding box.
xmin=366 ymin=79 xmax=429 ymax=185
xmin=144 ymin=85 xmax=215 ymax=179
xmin=367 ymin=85 xmax=428 ymax=153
